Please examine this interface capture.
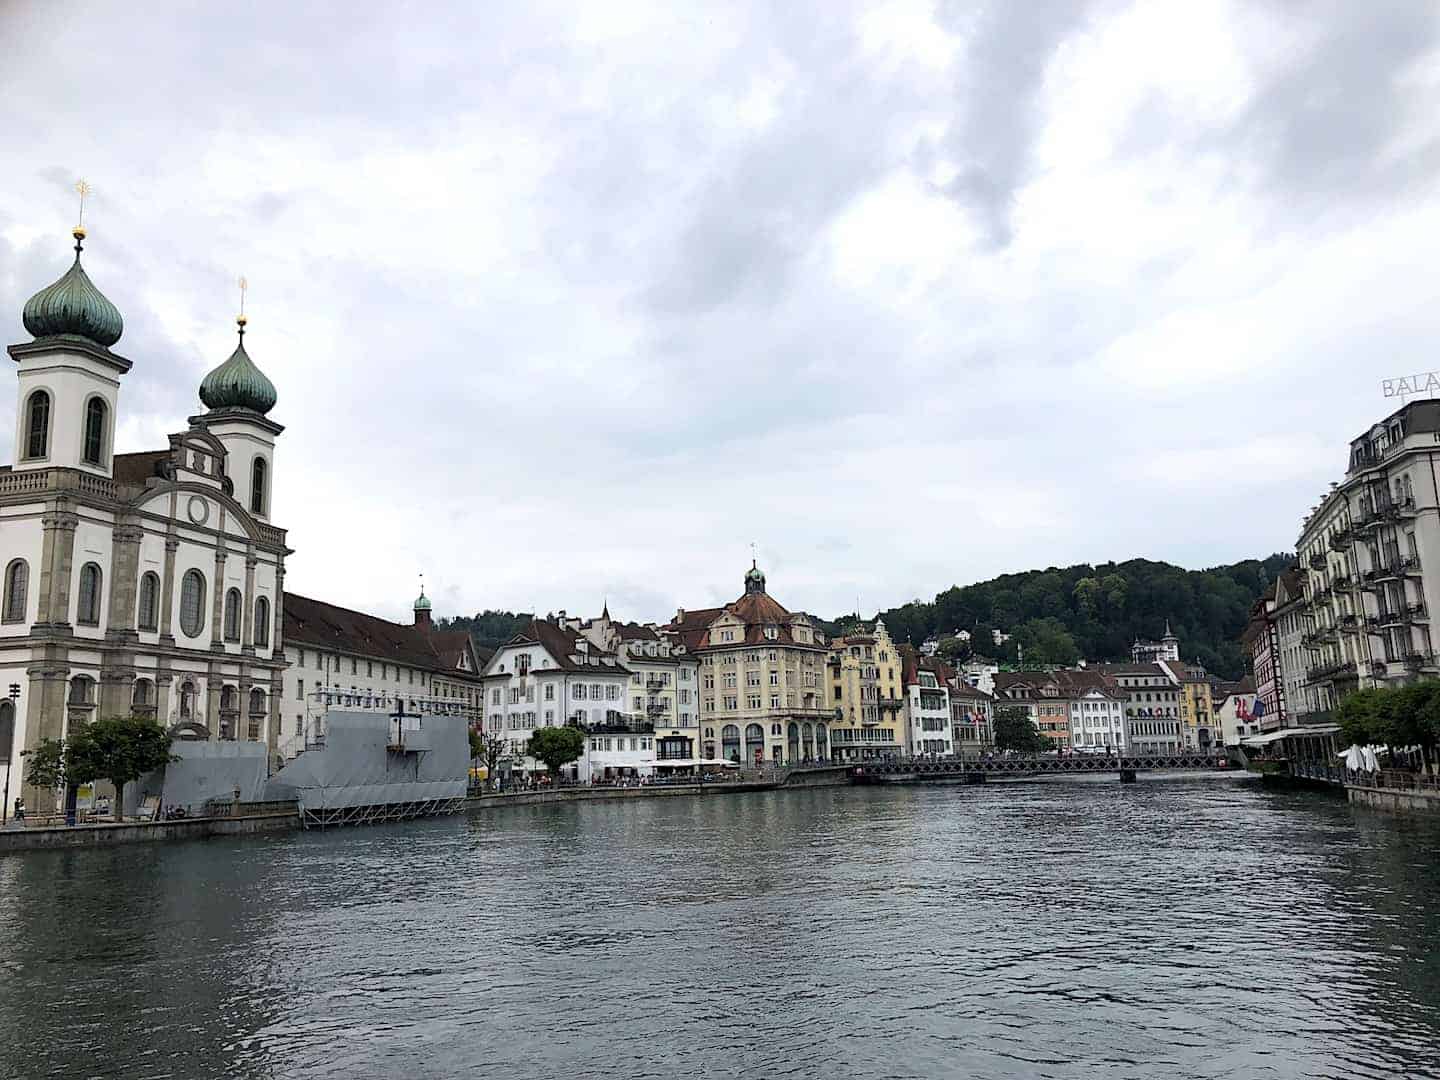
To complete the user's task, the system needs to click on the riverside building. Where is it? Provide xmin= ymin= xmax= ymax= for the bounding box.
xmin=0 ymin=222 xmax=289 ymax=810
xmin=827 ymin=620 xmax=905 ymax=761
xmin=901 ymin=650 xmax=954 ymax=756
xmin=1292 ymin=400 xmax=1440 ymax=713
xmin=667 ymin=562 xmax=830 ymax=765
xmin=278 ymin=588 xmax=487 ymax=760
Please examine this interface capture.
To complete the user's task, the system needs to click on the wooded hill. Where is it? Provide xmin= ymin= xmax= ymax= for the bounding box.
xmin=826 ymin=555 xmax=1293 ymax=680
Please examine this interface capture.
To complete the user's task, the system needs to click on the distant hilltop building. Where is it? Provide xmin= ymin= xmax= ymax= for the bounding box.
xmin=1131 ymin=621 xmax=1180 ymax=664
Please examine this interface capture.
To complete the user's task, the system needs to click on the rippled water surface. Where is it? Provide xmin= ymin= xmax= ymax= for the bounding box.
xmin=2 ymin=777 xmax=1439 ymax=1079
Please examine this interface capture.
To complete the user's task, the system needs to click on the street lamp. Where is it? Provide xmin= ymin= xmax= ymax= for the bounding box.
xmin=3 ymin=683 xmax=19 ymax=826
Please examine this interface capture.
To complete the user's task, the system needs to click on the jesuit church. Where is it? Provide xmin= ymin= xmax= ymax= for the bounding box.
xmin=0 ymin=220 xmax=289 ymax=811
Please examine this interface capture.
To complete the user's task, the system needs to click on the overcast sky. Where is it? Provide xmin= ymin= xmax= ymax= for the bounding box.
xmin=2 ymin=1 xmax=1438 ymax=626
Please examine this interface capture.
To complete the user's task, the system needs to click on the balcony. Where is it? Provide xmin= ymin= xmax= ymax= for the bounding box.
xmin=1409 ymin=602 xmax=1429 ymax=621
xmin=1331 ymin=574 xmax=1352 ymax=591
xmin=1308 ymin=553 xmax=1327 ymax=570
xmin=1377 ymin=609 xmax=1405 ymax=628
xmin=1337 ymin=613 xmax=1359 ymax=632
xmin=569 ymin=718 xmax=655 ymax=735
xmin=1305 ymin=660 xmax=1358 ymax=684
xmin=1312 ymin=586 xmax=1332 ymax=604
xmin=1329 ymin=530 xmax=1352 ymax=552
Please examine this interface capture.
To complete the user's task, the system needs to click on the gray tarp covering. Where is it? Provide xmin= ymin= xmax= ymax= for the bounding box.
xmin=126 ymin=739 xmax=270 ymax=816
xmin=264 ymin=710 xmax=468 ymax=816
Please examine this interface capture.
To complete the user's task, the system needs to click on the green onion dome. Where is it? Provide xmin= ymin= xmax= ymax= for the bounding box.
xmin=199 ymin=319 xmax=277 ymax=414
xmin=22 ymin=230 xmax=124 ymax=347
xmin=414 ymin=589 xmax=433 ymax=612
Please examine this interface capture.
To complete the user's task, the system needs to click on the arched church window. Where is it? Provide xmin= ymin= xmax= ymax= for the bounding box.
xmin=24 ymin=391 xmax=49 ymax=459
xmin=249 ymin=687 xmax=266 ymax=715
xmin=254 ymin=596 xmax=271 ymax=648
xmin=3 ymin=559 xmax=28 ymax=623
xmin=77 ymin=563 xmax=102 ymax=626
xmin=137 ymin=572 xmax=160 ymax=631
xmin=180 ymin=570 xmax=206 ymax=638
xmin=251 ymin=457 xmax=267 ymax=515
xmin=82 ymin=397 xmax=107 ymax=466
xmin=223 ymin=589 xmax=241 ymax=642
xmin=132 ymin=678 xmax=153 ymax=707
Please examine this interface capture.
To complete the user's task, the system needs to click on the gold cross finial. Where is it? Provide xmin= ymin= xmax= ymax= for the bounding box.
xmin=236 ymin=275 xmax=248 ymax=331
xmin=73 ymin=179 xmax=91 ymax=245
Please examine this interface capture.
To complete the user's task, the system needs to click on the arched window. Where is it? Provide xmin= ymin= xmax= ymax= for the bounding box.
xmin=179 ymin=680 xmax=195 ymax=719
xmin=254 ymin=595 xmax=271 ymax=647
xmin=223 ymin=588 xmax=242 ymax=642
xmin=251 ymin=457 xmax=267 ymax=515
xmin=249 ymin=687 xmax=266 ymax=715
xmin=77 ymin=562 xmax=102 ymax=626
xmin=82 ymin=397 xmax=107 ymax=466
xmin=132 ymin=678 xmax=153 ymax=706
xmin=179 ymin=570 xmax=206 ymax=638
xmin=137 ymin=572 xmax=160 ymax=631
xmin=24 ymin=390 xmax=49 ymax=459
xmin=3 ymin=559 xmax=28 ymax=623
xmin=221 ymin=685 xmax=237 ymax=712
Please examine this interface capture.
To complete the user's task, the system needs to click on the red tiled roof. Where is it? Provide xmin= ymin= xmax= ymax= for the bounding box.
xmin=285 ymin=592 xmax=445 ymax=669
xmin=500 ymin=619 xmax=632 ymax=676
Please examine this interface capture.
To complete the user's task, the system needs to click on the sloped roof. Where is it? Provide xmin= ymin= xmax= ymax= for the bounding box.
xmin=947 ymin=680 xmax=994 ymax=702
xmin=500 ymin=618 xmax=632 ymax=675
xmin=112 ymin=449 xmax=171 ymax=486
xmin=285 ymin=592 xmax=446 ymax=669
xmin=665 ymin=587 xmax=822 ymax=650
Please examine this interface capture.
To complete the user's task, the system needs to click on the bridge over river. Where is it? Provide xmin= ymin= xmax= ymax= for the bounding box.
xmin=847 ymin=751 xmax=1235 ymax=785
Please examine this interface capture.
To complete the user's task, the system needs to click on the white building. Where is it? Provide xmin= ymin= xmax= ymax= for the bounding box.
xmin=903 ymin=653 xmax=954 ymax=756
xmin=480 ymin=617 xmax=642 ymax=780
xmin=1291 ymin=400 xmax=1440 ymax=715
xmin=566 ymin=606 xmax=702 ymax=768
xmin=1097 ymin=663 xmax=1184 ymax=753
xmin=0 ymin=224 xmax=289 ymax=810
xmin=1066 ymin=686 xmax=1127 ymax=751
xmin=1215 ymin=688 xmax=1261 ymax=747
xmin=1131 ymin=622 xmax=1181 ymax=664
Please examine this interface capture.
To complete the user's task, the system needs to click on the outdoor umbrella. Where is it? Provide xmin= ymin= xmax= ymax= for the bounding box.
xmin=1361 ymin=746 xmax=1381 ymax=773
xmin=1341 ymin=745 xmax=1366 ymax=771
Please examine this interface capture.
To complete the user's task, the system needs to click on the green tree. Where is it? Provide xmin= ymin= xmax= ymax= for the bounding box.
xmin=22 ymin=738 xmax=66 ymax=798
xmin=1073 ymin=576 xmax=1100 ymax=618
xmin=1013 ymin=617 xmax=1080 ymax=666
xmin=993 ymin=706 xmax=1047 ymax=753
xmin=526 ymin=725 xmax=586 ymax=776
xmin=470 ymin=727 xmax=507 ymax=791
xmin=936 ymin=635 xmax=971 ymax=663
xmin=64 ymin=716 xmax=177 ymax=822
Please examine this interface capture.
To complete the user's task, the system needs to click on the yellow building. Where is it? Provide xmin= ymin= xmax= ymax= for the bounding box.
xmin=827 ymin=619 xmax=905 ymax=760
xmin=1168 ymin=660 xmax=1216 ymax=750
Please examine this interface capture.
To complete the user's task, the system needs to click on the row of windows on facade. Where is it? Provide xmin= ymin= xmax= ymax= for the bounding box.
xmin=2 ymin=559 xmax=270 ymax=644
xmin=489 ymin=683 xmax=621 ymax=705
xmin=21 ymin=391 xmax=269 ymax=514
xmin=706 ymin=670 xmax=815 ymax=689
xmin=294 ymin=648 xmax=438 ymax=688
xmin=62 ymin=674 xmax=267 ymax=717
xmin=702 ymin=651 xmax=817 ymax=666
xmin=704 ymin=693 xmax=807 ymax=711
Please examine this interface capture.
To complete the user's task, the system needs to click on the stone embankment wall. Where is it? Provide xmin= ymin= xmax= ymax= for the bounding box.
xmin=1348 ymin=786 xmax=1440 ymax=814
xmin=0 ymin=808 xmax=299 ymax=854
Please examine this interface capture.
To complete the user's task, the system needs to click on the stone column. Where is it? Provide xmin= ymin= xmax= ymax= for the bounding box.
xmin=272 ymin=561 xmax=285 ymax=654
xmin=154 ymin=659 xmax=173 ymax=729
xmin=34 ymin=507 xmax=78 ymax=631
xmin=106 ymin=522 xmax=143 ymax=640
xmin=210 ymin=550 xmax=227 ymax=651
xmin=241 ymin=551 xmax=257 ymax=655
xmin=22 ymin=645 xmax=69 ymax=812
xmin=97 ymin=657 xmax=135 ymax=719
xmin=237 ymin=669 xmax=253 ymax=743
xmin=158 ymin=536 xmax=179 ymax=645
xmin=205 ymin=669 xmax=222 ymax=740
xmin=268 ymin=667 xmax=283 ymax=766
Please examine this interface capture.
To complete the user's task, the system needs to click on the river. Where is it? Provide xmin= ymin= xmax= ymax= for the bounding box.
xmin=1 ymin=776 xmax=1437 ymax=1079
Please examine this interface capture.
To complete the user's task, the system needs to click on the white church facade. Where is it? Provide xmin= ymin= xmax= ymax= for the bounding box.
xmin=0 ymin=222 xmax=289 ymax=812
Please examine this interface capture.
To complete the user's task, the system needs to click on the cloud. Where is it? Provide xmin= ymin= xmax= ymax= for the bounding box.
xmin=0 ymin=0 xmax=1437 ymax=629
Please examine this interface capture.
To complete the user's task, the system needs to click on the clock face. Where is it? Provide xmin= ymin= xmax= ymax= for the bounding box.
xmin=186 ymin=495 xmax=209 ymax=525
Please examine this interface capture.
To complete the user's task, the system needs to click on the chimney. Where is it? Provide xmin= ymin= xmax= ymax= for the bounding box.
xmin=675 ymin=607 xmax=685 ymax=623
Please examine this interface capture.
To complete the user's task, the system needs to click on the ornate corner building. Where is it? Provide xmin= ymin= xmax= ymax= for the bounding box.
xmin=0 ymin=225 xmax=289 ymax=810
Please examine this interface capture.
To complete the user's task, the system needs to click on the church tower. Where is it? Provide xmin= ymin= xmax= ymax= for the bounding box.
xmin=10 ymin=217 xmax=128 ymax=476
xmin=196 ymin=290 xmax=282 ymax=520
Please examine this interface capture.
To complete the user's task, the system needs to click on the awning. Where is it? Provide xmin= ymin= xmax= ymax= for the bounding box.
xmin=1241 ymin=724 xmax=1341 ymax=747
